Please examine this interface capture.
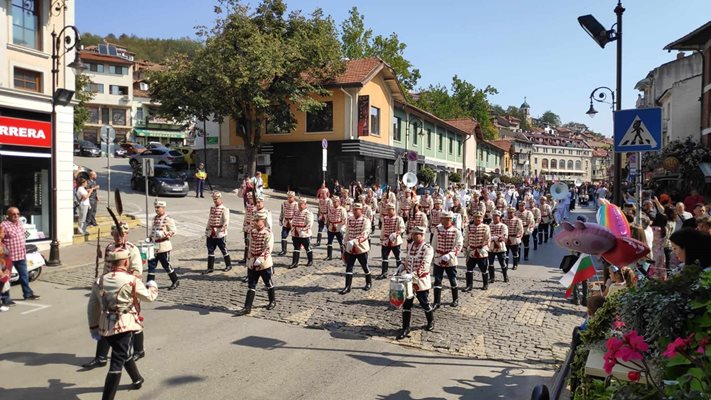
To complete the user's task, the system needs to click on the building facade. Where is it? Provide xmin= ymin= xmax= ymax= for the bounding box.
xmin=527 ymin=132 xmax=593 ymax=183
xmin=0 ymin=0 xmax=76 ymax=245
xmin=499 ymin=129 xmax=533 ymax=177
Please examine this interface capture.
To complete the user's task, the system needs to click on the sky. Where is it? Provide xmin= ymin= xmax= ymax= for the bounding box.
xmin=76 ymin=0 xmax=711 ymax=137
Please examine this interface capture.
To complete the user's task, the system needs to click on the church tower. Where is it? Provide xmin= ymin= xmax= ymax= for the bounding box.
xmin=520 ymin=97 xmax=531 ymax=124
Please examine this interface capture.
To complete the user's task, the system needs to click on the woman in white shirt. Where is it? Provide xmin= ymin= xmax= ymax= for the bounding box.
xmin=76 ymin=178 xmax=91 ymax=234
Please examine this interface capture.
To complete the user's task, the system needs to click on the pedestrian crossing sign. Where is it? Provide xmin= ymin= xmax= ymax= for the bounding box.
xmin=613 ymin=108 xmax=662 ymax=152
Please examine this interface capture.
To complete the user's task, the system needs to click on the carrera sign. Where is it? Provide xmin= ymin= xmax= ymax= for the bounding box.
xmin=0 ymin=116 xmax=52 ymax=148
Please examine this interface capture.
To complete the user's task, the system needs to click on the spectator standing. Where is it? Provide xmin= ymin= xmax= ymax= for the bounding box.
xmin=595 ymin=184 xmax=608 ymax=209
xmin=674 ymin=202 xmax=693 ymax=231
xmin=86 ymin=171 xmax=100 ymax=227
xmin=0 ymin=225 xmax=12 ymax=310
xmin=251 ymin=172 xmax=264 ymax=198
xmin=1 ymin=207 xmax=39 ymax=300
xmin=194 ymin=163 xmax=207 ymax=198
xmin=683 ymin=189 xmax=705 ymax=213
xmin=76 ymin=178 xmax=91 ymax=235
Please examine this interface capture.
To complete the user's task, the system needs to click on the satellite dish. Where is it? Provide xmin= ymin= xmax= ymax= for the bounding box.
xmin=551 ymin=182 xmax=570 ymax=200
xmin=402 ymin=172 xmax=418 ymax=188
xmin=574 ymin=178 xmax=583 ymax=187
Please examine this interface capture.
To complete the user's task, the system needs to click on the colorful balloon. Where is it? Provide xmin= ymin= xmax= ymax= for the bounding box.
xmin=601 ymin=236 xmax=650 ymax=266
xmin=554 ymin=221 xmax=617 ymax=255
xmin=596 ymin=199 xmax=630 ymax=238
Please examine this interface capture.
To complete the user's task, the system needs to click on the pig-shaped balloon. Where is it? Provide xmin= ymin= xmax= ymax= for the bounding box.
xmin=554 ymin=221 xmax=617 ymax=255
xmin=602 ymin=236 xmax=650 ymax=266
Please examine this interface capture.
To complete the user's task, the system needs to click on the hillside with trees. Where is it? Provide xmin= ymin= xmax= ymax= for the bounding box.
xmin=80 ymin=33 xmax=203 ymax=63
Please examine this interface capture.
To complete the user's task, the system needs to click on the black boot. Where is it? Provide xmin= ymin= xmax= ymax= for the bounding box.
xmin=132 ymin=331 xmax=145 ymax=361
xmin=488 ymin=265 xmax=496 ymax=283
xmin=124 ymin=359 xmax=144 ymax=389
xmin=425 ymin=310 xmax=435 ymax=331
xmin=364 ymin=274 xmax=372 ymax=291
xmin=146 ymin=273 xmax=155 ymax=283
xmin=101 ymin=372 xmax=122 ymax=400
xmin=538 ymin=232 xmax=544 ymax=245
xmin=288 ymin=252 xmax=300 ymax=269
xmin=266 ymin=288 xmax=277 ymax=310
xmin=168 ymin=272 xmax=180 ymax=290
xmin=481 ymin=270 xmax=489 ymax=290
xmin=238 ymin=247 xmax=248 ymax=264
xmin=83 ymin=337 xmax=110 ymax=369
xmin=316 ymin=232 xmax=322 ymax=247
xmin=202 ymin=256 xmax=215 ymax=274
xmin=237 ymin=290 xmax=256 ymax=315
xmin=223 ymin=255 xmax=232 ymax=272
xmin=463 ymin=271 xmax=474 ymax=292
xmin=396 ymin=311 xmax=411 ymax=340
xmin=451 ymin=287 xmax=459 ymax=307
xmin=432 ymin=287 xmax=442 ymax=310
xmin=377 ymin=261 xmax=388 ymax=280
xmin=533 ymin=236 xmax=538 ymax=251
xmin=305 ymin=251 xmax=313 ymax=267
xmin=524 ymin=247 xmax=529 ymax=261
xmin=502 ymin=267 xmax=509 ymax=283
xmin=278 ymin=240 xmax=287 ymax=256
xmin=82 ymin=357 xmax=107 ymax=369
xmin=325 ymin=245 xmax=333 ymax=260
xmin=339 ymin=274 xmax=353 ymax=295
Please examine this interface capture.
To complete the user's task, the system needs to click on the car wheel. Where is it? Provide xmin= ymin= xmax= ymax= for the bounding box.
xmin=129 ymin=159 xmax=139 ymax=168
xmin=28 ymin=266 xmax=42 ymax=282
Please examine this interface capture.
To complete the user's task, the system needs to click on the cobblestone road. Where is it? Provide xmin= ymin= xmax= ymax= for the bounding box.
xmin=43 ymin=201 xmax=586 ymax=366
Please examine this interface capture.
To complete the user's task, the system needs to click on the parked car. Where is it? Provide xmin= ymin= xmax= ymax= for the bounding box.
xmin=119 ymin=142 xmax=147 ymax=155
xmin=131 ymin=164 xmax=189 ymax=196
xmin=173 ymin=146 xmax=196 ymax=168
xmin=74 ymin=140 xmax=101 ymax=157
xmin=146 ymin=142 xmax=169 ymax=151
xmin=129 ymin=148 xmax=187 ymax=170
xmin=114 ymin=147 xmax=128 ymax=157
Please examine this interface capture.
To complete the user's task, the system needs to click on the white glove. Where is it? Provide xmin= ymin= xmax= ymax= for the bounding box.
xmin=146 ymin=280 xmax=158 ymax=290
xmin=90 ymin=329 xmax=101 ymax=341
xmin=253 ymin=258 xmax=262 ymax=267
xmin=389 ymin=233 xmax=396 ymax=241
xmin=394 ymin=265 xmax=403 ymax=275
xmin=441 ymin=254 xmax=451 ymax=263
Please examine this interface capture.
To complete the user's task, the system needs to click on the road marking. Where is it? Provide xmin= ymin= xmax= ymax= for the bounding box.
xmin=15 ymin=302 xmax=52 ymax=315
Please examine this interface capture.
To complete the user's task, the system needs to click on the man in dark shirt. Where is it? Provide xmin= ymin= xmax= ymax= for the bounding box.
xmin=86 ymin=171 xmax=100 ymax=227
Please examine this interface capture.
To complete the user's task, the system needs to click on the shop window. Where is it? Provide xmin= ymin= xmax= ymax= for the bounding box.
xmin=0 ymin=154 xmax=51 ymax=241
xmin=13 ymin=67 xmax=41 ymax=92
xmin=84 ymin=83 xmax=104 ymax=93
xmin=370 ymin=106 xmax=380 ymax=135
xmin=392 ymin=116 xmax=402 ymax=141
xmin=88 ymin=107 xmax=100 ymax=124
xmin=306 ymin=101 xmax=333 ymax=132
xmin=11 ymin=0 xmax=40 ymax=50
xmin=112 ymin=109 xmax=126 ymax=126
xmin=109 ymin=85 xmax=129 ymax=96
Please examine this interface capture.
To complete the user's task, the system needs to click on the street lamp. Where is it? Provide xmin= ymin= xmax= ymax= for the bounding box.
xmin=47 ymin=25 xmax=83 ymax=267
xmin=578 ymin=1 xmax=625 ymax=206
xmin=586 ymin=87 xmax=615 ymax=118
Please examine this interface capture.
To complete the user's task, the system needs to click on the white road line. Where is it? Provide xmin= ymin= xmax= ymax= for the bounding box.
xmin=15 ymin=302 xmax=52 ymax=315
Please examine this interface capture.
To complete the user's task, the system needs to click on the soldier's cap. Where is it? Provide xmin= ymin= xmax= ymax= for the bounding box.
xmin=472 ymin=210 xmax=484 ymax=218
xmin=386 ymin=202 xmax=396 ymax=209
xmin=411 ymin=226 xmax=426 ymax=234
xmin=493 ymin=210 xmax=502 ymax=217
xmin=286 ymin=191 xmax=295 ymax=197
xmin=507 ymin=205 xmax=516 ymax=211
xmin=255 ymin=195 xmax=264 ymax=202
xmin=434 ymin=198 xmax=442 ymax=204
xmin=154 ymin=200 xmax=167 ymax=208
xmin=440 ymin=211 xmax=454 ymax=219
xmin=297 ymin=197 xmax=307 ymax=204
xmin=107 ymin=247 xmax=130 ymax=262
xmin=332 ymin=196 xmax=341 ymax=202
xmin=253 ymin=210 xmax=268 ymax=220
xmin=111 ymin=221 xmax=129 ymax=234
xmin=352 ymin=203 xmax=363 ymax=209
xmin=211 ymin=191 xmax=222 ymax=199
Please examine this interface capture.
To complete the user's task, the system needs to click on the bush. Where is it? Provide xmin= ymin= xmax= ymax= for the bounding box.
xmin=449 ymin=172 xmax=462 ymax=183
xmin=417 ymin=167 xmax=436 ymax=186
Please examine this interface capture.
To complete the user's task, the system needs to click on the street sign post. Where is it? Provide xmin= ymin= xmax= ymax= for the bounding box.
xmin=321 ymin=140 xmax=327 ymax=182
xmin=613 ymin=108 xmax=662 ymax=152
xmin=101 ymin=125 xmax=116 ymax=208
xmin=142 ymin=158 xmax=154 ymax=236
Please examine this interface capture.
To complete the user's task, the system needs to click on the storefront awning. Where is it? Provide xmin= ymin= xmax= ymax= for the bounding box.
xmin=133 ymin=128 xmax=186 ymax=139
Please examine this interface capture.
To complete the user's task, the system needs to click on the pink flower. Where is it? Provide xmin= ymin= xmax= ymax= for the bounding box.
xmin=603 ymin=337 xmax=625 ymax=374
xmin=696 ymin=337 xmax=709 ymax=354
xmin=616 ymin=346 xmax=643 ymax=362
xmin=662 ymin=336 xmax=691 ymax=358
xmin=613 ymin=317 xmax=625 ymax=330
xmin=624 ymin=331 xmax=649 ymax=354
xmin=627 ymin=371 xmax=641 ymax=382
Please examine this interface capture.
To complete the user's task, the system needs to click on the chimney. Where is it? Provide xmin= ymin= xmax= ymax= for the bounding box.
xmin=676 ymin=52 xmax=685 ymax=60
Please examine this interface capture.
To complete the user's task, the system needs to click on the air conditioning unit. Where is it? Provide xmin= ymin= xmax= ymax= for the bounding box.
xmin=256 ymin=154 xmax=271 ymax=166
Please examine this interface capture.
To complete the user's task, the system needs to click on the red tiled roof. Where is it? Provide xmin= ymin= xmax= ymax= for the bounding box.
xmin=80 ymin=50 xmax=133 ymax=66
xmin=445 ymin=118 xmax=482 ymax=140
xmin=593 ymin=149 xmax=609 ymax=157
xmin=326 ymin=58 xmax=383 ymax=86
xmin=490 ymin=139 xmax=512 ymax=152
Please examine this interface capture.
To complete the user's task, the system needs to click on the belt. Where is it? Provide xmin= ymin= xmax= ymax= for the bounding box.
xmin=210 ymin=225 xmax=223 ymax=228
xmin=154 ymin=238 xmax=169 ymax=243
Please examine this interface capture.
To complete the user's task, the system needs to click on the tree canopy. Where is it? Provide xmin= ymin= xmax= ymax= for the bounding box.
xmin=538 ymin=110 xmax=561 ymax=127
xmin=73 ymin=73 xmax=95 ymax=136
xmin=80 ymin=32 xmax=203 ymax=63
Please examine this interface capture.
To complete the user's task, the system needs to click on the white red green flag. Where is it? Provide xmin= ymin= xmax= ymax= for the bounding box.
xmin=559 ymin=254 xmax=596 ymax=298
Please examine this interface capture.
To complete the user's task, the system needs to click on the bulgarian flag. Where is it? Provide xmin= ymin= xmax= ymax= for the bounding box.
xmin=559 ymin=254 xmax=596 ymax=298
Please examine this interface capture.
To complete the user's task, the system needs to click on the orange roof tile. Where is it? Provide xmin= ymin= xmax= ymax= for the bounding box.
xmin=490 ymin=139 xmax=512 ymax=152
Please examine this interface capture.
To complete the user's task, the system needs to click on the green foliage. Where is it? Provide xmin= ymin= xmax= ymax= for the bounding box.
xmin=448 ymin=172 xmax=461 ymax=183
xmin=80 ymin=32 xmax=203 ymax=63
xmin=416 ymin=167 xmax=436 ymax=186
xmin=150 ymin=0 xmax=344 ymax=175
xmin=73 ymin=73 xmax=95 ymax=137
xmin=340 ymin=7 xmax=420 ymax=92
xmin=414 ymin=75 xmax=498 ymax=140
xmin=538 ymin=110 xmax=561 ymax=127
xmin=643 ymin=137 xmax=711 ymax=190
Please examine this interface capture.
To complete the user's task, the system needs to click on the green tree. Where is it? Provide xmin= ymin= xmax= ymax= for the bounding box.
xmin=73 ymin=73 xmax=95 ymax=138
xmin=539 ymin=110 xmax=561 ymax=127
xmin=448 ymin=172 xmax=462 ymax=183
xmin=340 ymin=7 xmax=420 ymax=92
xmin=150 ymin=0 xmax=344 ymax=176
xmin=80 ymin=32 xmax=203 ymax=63
xmin=417 ymin=167 xmax=436 ymax=186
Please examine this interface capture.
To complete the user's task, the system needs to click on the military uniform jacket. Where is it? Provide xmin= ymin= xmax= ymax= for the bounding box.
xmin=504 ymin=216 xmax=524 ymax=245
xmin=451 ymin=205 xmax=468 ymax=228
xmin=378 ymin=200 xmax=390 ymax=220
xmin=380 ymin=215 xmax=405 ymax=247
xmin=484 ymin=199 xmax=496 ymax=219
xmin=399 ymin=194 xmax=412 ymax=216
xmin=205 ymin=204 xmax=229 ymax=238
xmin=280 ymin=200 xmax=298 ymax=228
xmin=407 ymin=211 xmax=429 ymax=235
xmin=327 ymin=205 xmax=347 ymax=233
xmin=345 ymin=215 xmax=371 ymax=254
xmin=243 ymin=203 xmax=255 ymax=232
xmin=366 ymin=196 xmax=378 ymax=216
xmin=291 ymin=208 xmax=314 ymax=238
xmin=150 ymin=214 xmax=176 ymax=253
xmin=429 ymin=208 xmax=443 ymax=233
xmin=530 ymin=207 xmax=541 ymax=227
xmin=362 ymin=204 xmax=374 ymax=222
xmin=87 ymin=270 xmax=158 ymax=336
xmin=103 ymin=243 xmax=142 ymax=276
xmin=465 ymin=222 xmax=491 ymax=259
xmin=248 ymin=226 xmax=273 ymax=271
xmin=403 ymin=241 xmax=433 ymax=292
xmin=317 ymin=198 xmax=332 ymax=221
xmin=489 ymin=222 xmax=509 ymax=253
xmin=419 ymin=195 xmax=433 ymax=215
xmin=468 ymin=201 xmax=486 ymax=219
xmin=540 ymin=204 xmax=553 ymax=224
xmin=515 ymin=209 xmax=536 ymax=235
xmin=432 ymin=225 xmax=463 ymax=267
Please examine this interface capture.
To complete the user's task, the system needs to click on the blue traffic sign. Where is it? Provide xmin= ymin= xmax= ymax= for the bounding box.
xmin=613 ymin=108 xmax=662 ymax=152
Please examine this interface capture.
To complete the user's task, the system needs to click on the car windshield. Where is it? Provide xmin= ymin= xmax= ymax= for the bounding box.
xmin=168 ymin=150 xmax=182 ymax=156
xmin=81 ymin=141 xmax=96 ymax=147
xmin=154 ymin=168 xmax=182 ymax=178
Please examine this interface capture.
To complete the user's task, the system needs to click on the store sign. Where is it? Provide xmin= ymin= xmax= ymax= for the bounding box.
xmin=0 ymin=116 xmax=52 ymax=148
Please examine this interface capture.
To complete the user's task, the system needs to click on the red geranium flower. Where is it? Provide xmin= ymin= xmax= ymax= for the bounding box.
xmin=662 ymin=336 xmax=691 ymax=358
xmin=697 ymin=337 xmax=709 ymax=354
xmin=624 ymin=331 xmax=649 ymax=354
xmin=627 ymin=370 xmax=641 ymax=382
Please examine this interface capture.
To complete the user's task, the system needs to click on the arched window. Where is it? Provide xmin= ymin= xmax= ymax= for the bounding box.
xmin=550 ymin=159 xmax=557 ymax=169
xmin=567 ymin=160 xmax=574 ymax=170
xmin=542 ymin=159 xmax=548 ymax=169
xmin=575 ymin=160 xmax=581 ymax=170
xmin=559 ymin=159 xmax=565 ymax=169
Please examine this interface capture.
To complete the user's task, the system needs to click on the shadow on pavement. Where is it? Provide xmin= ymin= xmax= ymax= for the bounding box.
xmin=0 ymin=352 xmax=90 ymax=368
xmin=0 ymin=379 xmax=101 ymax=400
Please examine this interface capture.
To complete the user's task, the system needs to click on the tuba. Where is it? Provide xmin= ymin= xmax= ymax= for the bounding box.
xmin=550 ymin=182 xmax=569 ymax=200
xmin=402 ymin=172 xmax=418 ymax=189
xmin=574 ymin=178 xmax=583 ymax=187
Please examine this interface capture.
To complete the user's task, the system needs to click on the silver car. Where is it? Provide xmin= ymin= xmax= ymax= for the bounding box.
xmin=129 ymin=148 xmax=187 ymax=170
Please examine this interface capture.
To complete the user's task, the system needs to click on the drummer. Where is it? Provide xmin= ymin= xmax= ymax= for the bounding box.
xmin=395 ymin=226 xmax=435 ymax=340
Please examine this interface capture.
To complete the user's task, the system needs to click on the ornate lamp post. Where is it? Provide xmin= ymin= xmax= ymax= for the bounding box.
xmin=47 ymin=26 xmax=84 ymax=266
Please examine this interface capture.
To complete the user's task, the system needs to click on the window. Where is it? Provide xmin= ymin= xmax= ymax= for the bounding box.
xmin=101 ymin=108 xmax=110 ymax=124
xmin=12 ymin=0 xmax=40 ymax=50
xmin=438 ymin=131 xmax=443 ymax=151
xmin=559 ymin=159 xmax=565 ymax=169
xmin=112 ymin=109 xmax=126 ymax=126
xmin=84 ymin=83 xmax=104 ymax=93
xmin=13 ymin=67 xmax=41 ymax=92
xmin=370 ymin=106 xmax=380 ymax=135
xmin=448 ymin=136 xmax=453 ymax=154
xmin=575 ymin=160 xmax=581 ymax=170
xmin=392 ymin=116 xmax=402 ymax=141
xmin=458 ymin=141 xmax=462 ymax=156
xmin=567 ymin=160 xmax=574 ymax=170
xmin=88 ymin=63 xmax=105 ymax=73
xmin=306 ymin=101 xmax=333 ymax=132
xmin=542 ymin=159 xmax=548 ymax=169
xmin=412 ymin=125 xmax=418 ymax=145
xmin=426 ymin=128 xmax=432 ymax=148
xmin=108 ymin=65 xmax=126 ymax=75
xmin=109 ymin=85 xmax=129 ymax=95
xmin=550 ymin=159 xmax=557 ymax=169
xmin=534 ymin=157 xmax=538 ymax=165
xmin=88 ymin=107 xmax=100 ymax=124
xmin=136 ymin=108 xmax=144 ymax=126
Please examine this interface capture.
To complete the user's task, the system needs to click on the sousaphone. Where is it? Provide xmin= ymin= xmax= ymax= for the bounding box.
xmin=402 ymin=172 xmax=418 ymax=188
xmin=550 ymin=182 xmax=569 ymax=200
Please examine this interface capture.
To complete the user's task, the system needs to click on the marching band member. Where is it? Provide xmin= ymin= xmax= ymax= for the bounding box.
xmin=147 ymin=200 xmax=179 ymax=290
xmin=340 ymin=203 xmax=372 ymax=294
xmin=325 ymin=196 xmax=347 ymax=260
xmin=315 ymin=186 xmax=331 ymax=247
xmin=489 ymin=210 xmax=509 ymax=283
xmin=237 ymin=210 xmax=276 ymax=314
xmin=406 ymin=203 xmax=428 ymax=243
xmin=431 ymin=211 xmax=463 ymax=309
xmin=515 ymin=201 xmax=536 ymax=261
xmin=538 ymin=197 xmax=553 ymax=244
xmin=464 ymin=210 xmax=490 ymax=292
xmin=278 ymin=191 xmax=299 ymax=256
xmin=395 ymin=225 xmax=435 ymax=340
xmin=528 ymin=198 xmax=541 ymax=251
xmin=203 ymin=192 xmax=231 ymax=274
xmin=378 ymin=203 xmax=405 ymax=280
xmin=419 ymin=190 xmax=433 ymax=217
xmin=503 ymin=205 xmax=524 ymax=270
xmin=288 ymin=197 xmax=314 ymax=269
xmin=429 ymin=198 xmax=443 ymax=243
